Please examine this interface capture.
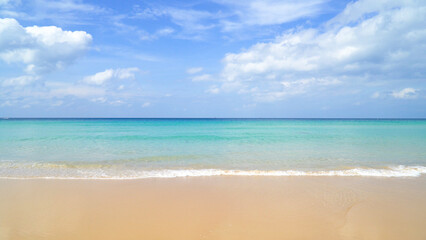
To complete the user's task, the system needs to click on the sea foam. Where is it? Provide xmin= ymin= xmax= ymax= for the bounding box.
xmin=0 ymin=163 xmax=425 ymax=179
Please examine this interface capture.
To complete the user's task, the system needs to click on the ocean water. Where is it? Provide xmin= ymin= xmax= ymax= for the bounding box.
xmin=0 ymin=119 xmax=425 ymax=179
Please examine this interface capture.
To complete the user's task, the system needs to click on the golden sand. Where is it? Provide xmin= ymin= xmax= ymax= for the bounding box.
xmin=0 ymin=176 xmax=425 ymax=240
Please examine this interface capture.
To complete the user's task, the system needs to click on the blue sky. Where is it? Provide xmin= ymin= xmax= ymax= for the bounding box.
xmin=0 ymin=0 xmax=425 ymax=118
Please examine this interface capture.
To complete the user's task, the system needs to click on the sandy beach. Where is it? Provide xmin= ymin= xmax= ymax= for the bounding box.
xmin=0 ymin=176 xmax=425 ymax=240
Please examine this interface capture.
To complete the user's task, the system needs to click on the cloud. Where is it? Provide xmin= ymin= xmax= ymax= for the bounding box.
xmin=0 ymin=100 xmax=13 ymax=107
xmin=0 ymin=18 xmax=92 ymax=74
xmin=391 ymin=88 xmax=418 ymax=99
xmin=2 ymin=75 xmax=39 ymax=87
xmin=132 ymin=0 xmax=328 ymax=37
xmin=192 ymin=74 xmax=212 ymax=82
xmin=165 ymin=8 xmax=216 ymax=32
xmin=219 ymin=0 xmax=426 ymax=101
xmin=83 ymin=69 xmax=113 ymax=85
xmin=139 ymin=27 xmax=175 ymax=40
xmin=371 ymin=92 xmax=381 ymax=99
xmin=130 ymin=5 xmax=217 ymax=39
xmin=206 ymin=85 xmax=220 ymax=94
xmin=46 ymin=82 xmax=105 ymax=98
xmin=216 ymin=0 xmax=328 ymax=31
xmin=83 ymin=67 xmax=140 ymax=85
xmin=114 ymin=67 xmax=140 ymax=79
xmin=109 ymin=99 xmax=125 ymax=106
xmin=51 ymin=100 xmax=63 ymax=107
xmin=186 ymin=67 xmax=203 ymax=74
xmin=244 ymin=77 xmax=341 ymax=102
xmin=38 ymin=0 xmax=105 ymax=13
xmin=91 ymin=97 xmax=107 ymax=103
xmin=142 ymin=102 xmax=151 ymax=108
xmin=0 ymin=0 xmax=12 ymax=6
xmin=0 ymin=0 xmax=107 ymax=25
xmin=133 ymin=6 xmax=214 ymax=30
xmin=0 ymin=0 xmax=19 ymax=8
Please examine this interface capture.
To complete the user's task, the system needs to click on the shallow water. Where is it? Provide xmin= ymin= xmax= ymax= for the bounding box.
xmin=1 ymin=119 xmax=425 ymax=178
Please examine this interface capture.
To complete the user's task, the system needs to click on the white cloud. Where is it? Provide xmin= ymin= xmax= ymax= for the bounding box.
xmin=391 ymin=88 xmax=418 ymax=99
xmin=192 ymin=74 xmax=212 ymax=82
xmin=83 ymin=67 xmax=140 ymax=85
xmin=217 ymin=0 xmax=328 ymax=30
xmin=109 ymin=100 xmax=125 ymax=105
xmin=0 ymin=0 xmax=107 ymax=26
xmin=165 ymin=8 xmax=215 ymax=32
xmin=132 ymin=6 xmax=215 ymax=39
xmin=0 ymin=18 xmax=92 ymax=74
xmin=38 ymin=0 xmax=105 ymax=13
xmin=206 ymin=85 xmax=220 ymax=94
xmin=0 ymin=100 xmax=13 ymax=107
xmin=114 ymin=67 xmax=140 ymax=79
xmin=139 ymin=27 xmax=175 ymax=40
xmin=91 ymin=97 xmax=107 ymax=103
xmin=0 ymin=0 xmax=19 ymax=8
xmin=46 ymin=82 xmax=105 ymax=98
xmin=83 ymin=69 xmax=114 ymax=85
xmin=0 ymin=0 xmax=11 ymax=6
xmin=51 ymin=100 xmax=63 ymax=107
xmin=2 ymin=75 xmax=39 ymax=86
xmin=142 ymin=102 xmax=151 ymax=108
xmin=220 ymin=0 xmax=426 ymax=101
xmin=371 ymin=92 xmax=381 ymax=99
xmin=251 ymin=77 xmax=341 ymax=102
xmin=133 ymin=0 xmax=327 ymax=35
xmin=186 ymin=67 xmax=203 ymax=74
xmin=156 ymin=28 xmax=174 ymax=35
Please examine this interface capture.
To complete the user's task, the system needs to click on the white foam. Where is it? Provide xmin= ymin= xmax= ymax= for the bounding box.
xmin=0 ymin=165 xmax=425 ymax=179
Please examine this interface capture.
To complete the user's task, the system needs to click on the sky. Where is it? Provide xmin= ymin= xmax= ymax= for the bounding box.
xmin=0 ymin=0 xmax=425 ymax=118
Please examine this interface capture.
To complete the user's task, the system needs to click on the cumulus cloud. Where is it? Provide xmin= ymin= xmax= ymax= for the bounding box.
xmin=220 ymin=0 xmax=426 ymax=101
xmin=391 ymin=88 xmax=418 ymax=99
xmin=0 ymin=18 xmax=92 ymax=74
xmin=83 ymin=67 xmax=140 ymax=85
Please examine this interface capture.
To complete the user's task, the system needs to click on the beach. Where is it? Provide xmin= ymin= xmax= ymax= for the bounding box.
xmin=1 ymin=119 xmax=425 ymax=239
xmin=1 ymin=176 xmax=425 ymax=240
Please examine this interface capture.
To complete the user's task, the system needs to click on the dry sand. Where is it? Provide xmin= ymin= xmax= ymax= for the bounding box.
xmin=0 ymin=176 xmax=425 ymax=240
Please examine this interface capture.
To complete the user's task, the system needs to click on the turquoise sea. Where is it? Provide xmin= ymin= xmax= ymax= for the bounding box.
xmin=0 ymin=119 xmax=425 ymax=178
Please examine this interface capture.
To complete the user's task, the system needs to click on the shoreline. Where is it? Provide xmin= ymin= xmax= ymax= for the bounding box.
xmin=1 ymin=176 xmax=425 ymax=240
xmin=1 ymin=165 xmax=425 ymax=179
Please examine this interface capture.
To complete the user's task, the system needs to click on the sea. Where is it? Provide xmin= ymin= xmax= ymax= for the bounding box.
xmin=0 ymin=118 xmax=425 ymax=179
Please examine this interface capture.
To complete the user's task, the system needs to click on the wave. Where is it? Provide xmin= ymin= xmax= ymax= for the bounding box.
xmin=0 ymin=163 xmax=425 ymax=179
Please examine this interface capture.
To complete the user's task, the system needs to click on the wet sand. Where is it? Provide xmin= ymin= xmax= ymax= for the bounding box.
xmin=0 ymin=176 xmax=425 ymax=240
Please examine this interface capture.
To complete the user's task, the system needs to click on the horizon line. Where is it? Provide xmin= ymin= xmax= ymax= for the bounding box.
xmin=2 ymin=117 xmax=426 ymax=120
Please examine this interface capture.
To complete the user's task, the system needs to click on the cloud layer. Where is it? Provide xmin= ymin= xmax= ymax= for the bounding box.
xmin=220 ymin=0 xmax=426 ymax=101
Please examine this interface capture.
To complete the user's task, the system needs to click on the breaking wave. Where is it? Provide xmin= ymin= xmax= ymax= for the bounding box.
xmin=0 ymin=162 xmax=425 ymax=179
